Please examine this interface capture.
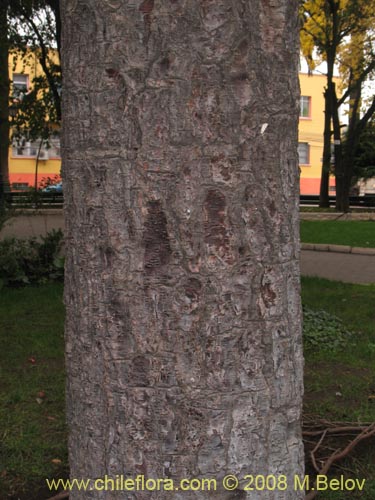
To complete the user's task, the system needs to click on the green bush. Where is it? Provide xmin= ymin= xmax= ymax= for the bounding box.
xmin=303 ymin=305 xmax=353 ymax=351
xmin=0 ymin=229 xmax=64 ymax=287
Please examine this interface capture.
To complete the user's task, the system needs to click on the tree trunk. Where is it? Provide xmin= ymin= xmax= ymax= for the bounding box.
xmin=61 ymin=1 xmax=304 ymax=499
xmin=336 ymin=79 xmax=362 ymax=212
xmin=331 ymin=83 xmax=344 ymax=211
xmin=0 ymin=0 xmax=10 ymax=204
xmin=335 ymin=158 xmax=352 ymax=212
xmin=319 ymin=87 xmax=332 ymax=208
xmin=336 ymin=132 xmax=357 ymax=213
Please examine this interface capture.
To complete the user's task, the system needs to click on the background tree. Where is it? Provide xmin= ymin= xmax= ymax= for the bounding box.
xmin=351 ymin=117 xmax=375 ymax=183
xmin=10 ymin=0 xmax=62 ymax=120
xmin=300 ymin=0 xmax=375 ymax=211
xmin=62 ymin=0 xmax=304 ymax=498
xmin=0 ymin=0 xmax=10 ymax=206
xmin=0 ymin=0 xmax=61 ymax=199
xmin=335 ymin=30 xmax=375 ymax=209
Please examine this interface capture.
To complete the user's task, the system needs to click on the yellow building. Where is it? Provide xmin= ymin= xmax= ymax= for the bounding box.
xmin=299 ymin=71 xmax=339 ymax=195
xmin=8 ymin=53 xmax=61 ymax=190
xmin=8 ymin=55 xmax=337 ymax=194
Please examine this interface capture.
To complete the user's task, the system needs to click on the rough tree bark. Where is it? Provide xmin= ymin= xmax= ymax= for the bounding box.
xmin=61 ymin=1 xmax=304 ymax=499
xmin=0 ymin=0 xmax=10 ymax=203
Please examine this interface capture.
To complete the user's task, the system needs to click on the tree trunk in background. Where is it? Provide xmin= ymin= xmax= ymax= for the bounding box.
xmin=61 ymin=1 xmax=304 ymax=498
xmin=319 ymin=84 xmax=333 ymax=208
xmin=0 ymin=0 xmax=10 ymax=204
xmin=331 ymin=83 xmax=344 ymax=210
xmin=336 ymin=83 xmax=361 ymax=212
xmin=335 ymin=156 xmax=352 ymax=212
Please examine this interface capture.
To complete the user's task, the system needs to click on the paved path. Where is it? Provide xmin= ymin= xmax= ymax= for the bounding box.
xmin=301 ymin=249 xmax=375 ymax=284
xmin=2 ymin=210 xmax=374 ymax=284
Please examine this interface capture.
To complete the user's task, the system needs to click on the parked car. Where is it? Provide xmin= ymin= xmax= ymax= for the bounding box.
xmin=42 ymin=182 xmax=63 ymax=194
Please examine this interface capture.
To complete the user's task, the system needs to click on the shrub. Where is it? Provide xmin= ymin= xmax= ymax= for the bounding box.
xmin=39 ymin=174 xmax=61 ymax=190
xmin=303 ymin=305 xmax=353 ymax=351
xmin=0 ymin=229 xmax=64 ymax=288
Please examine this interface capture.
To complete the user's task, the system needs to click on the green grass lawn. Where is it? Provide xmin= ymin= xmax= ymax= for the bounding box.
xmin=300 ymin=220 xmax=375 ymax=248
xmin=302 ymin=276 xmax=375 ymax=421
xmin=302 ymin=276 xmax=375 ymax=500
xmin=0 ymin=279 xmax=374 ymax=499
xmin=0 ymin=283 xmax=67 ymax=499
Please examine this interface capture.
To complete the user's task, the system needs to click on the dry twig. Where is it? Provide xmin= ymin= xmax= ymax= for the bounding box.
xmin=303 ymin=425 xmax=370 ymax=437
xmin=310 ymin=429 xmax=327 ymax=472
xmin=305 ymin=423 xmax=375 ymax=500
xmin=46 ymin=491 xmax=69 ymax=500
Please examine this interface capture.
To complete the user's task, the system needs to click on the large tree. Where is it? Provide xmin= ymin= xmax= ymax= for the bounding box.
xmin=0 ymin=0 xmax=61 ymax=196
xmin=300 ymin=0 xmax=375 ymax=211
xmin=0 ymin=0 xmax=10 ymax=204
xmin=351 ymin=117 xmax=375 ymax=183
xmin=11 ymin=0 xmax=62 ymax=120
xmin=61 ymin=1 xmax=304 ymax=498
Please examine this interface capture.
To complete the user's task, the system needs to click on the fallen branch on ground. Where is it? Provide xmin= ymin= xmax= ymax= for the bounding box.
xmin=47 ymin=491 xmax=69 ymax=500
xmin=303 ymin=425 xmax=371 ymax=437
xmin=305 ymin=423 xmax=375 ymax=500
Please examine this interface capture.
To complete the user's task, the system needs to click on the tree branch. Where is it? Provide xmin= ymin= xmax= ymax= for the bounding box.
xmin=47 ymin=491 xmax=69 ymax=500
xmin=338 ymin=59 xmax=375 ymax=106
xmin=17 ymin=5 xmax=61 ymax=120
xmin=305 ymin=423 xmax=375 ymax=500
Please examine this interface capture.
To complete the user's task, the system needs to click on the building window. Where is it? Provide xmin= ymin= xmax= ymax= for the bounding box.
xmin=11 ymin=135 xmax=61 ymax=159
xmin=12 ymin=138 xmax=39 ymax=157
xmin=298 ymin=142 xmax=310 ymax=165
xmin=300 ymin=96 xmax=311 ymax=118
xmin=48 ymin=136 xmax=61 ymax=158
xmin=12 ymin=74 xmax=29 ymax=98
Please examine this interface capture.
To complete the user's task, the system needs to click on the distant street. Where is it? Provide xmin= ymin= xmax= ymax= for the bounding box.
xmin=301 ymin=249 xmax=375 ymax=284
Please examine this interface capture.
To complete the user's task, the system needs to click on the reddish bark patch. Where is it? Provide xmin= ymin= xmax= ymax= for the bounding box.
xmin=106 ymin=68 xmax=120 ymax=78
xmin=244 ymin=185 xmax=251 ymax=202
xmin=139 ymin=0 xmax=154 ymax=31
xmin=237 ymin=38 xmax=249 ymax=56
xmin=184 ymin=278 xmax=202 ymax=300
xmin=139 ymin=0 xmax=154 ymax=14
xmin=159 ymin=56 xmax=170 ymax=71
xmin=231 ymin=72 xmax=249 ymax=82
xmin=211 ymin=155 xmax=232 ymax=182
xmin=259 ymin=0 xmax=285 ymax=52
xmin=204 ymin=189 xmax=231 ymax=256
xmin=105 ymin=68 xmax=125 ymax=90
xmin=143 ymin=200 xmax=171 ymax=272
xmin=135 ymin=458 xmax=148 ymax=475
xmin=269 ymin=199 xmax=276 ymax=217
xmin=127 ymin=209 xmax=135 ymax=239
xmin=261 ymin=282 xmax=277 ymax=307
xmin=104 ymin=246 xmax=115 ymax=267
xmin=131 ymin=356 xmax=150 ymax=386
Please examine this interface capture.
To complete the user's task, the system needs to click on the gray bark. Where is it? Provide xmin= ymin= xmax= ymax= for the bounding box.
xmin=0 ymin=0 xmax=10 ymax=202
xmin=61 ymin=1 xmax=304 ymax=499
